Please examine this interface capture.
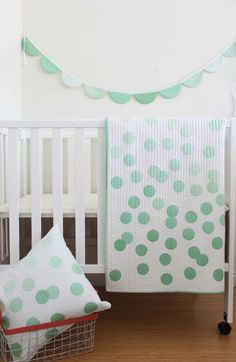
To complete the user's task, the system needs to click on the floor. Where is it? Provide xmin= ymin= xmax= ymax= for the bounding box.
xmin=1 ymin=290 xmax=236 ymax=362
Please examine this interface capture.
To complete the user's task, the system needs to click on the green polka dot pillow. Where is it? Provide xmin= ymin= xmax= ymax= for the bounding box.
xmin=0 ymin=226 xmax=111 ymax=361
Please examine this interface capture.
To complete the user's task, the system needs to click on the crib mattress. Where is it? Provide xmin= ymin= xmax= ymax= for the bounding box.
xmin=0 ymin=193 xmax=97 ymax=218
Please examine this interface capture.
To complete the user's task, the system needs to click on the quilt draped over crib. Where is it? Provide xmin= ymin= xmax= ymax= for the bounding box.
xmin=106 ymin=118 xmax=226 ymax=293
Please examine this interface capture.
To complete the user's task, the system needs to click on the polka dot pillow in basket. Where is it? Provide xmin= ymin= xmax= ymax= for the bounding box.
xmin=0 ymin=226 xmax=111 ymax=362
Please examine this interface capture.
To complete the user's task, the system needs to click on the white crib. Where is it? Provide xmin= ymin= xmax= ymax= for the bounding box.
xmin=0 ymin=119 xmax=235 ymax=333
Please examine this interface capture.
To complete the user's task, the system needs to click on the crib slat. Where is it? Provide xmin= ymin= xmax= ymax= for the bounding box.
xmin=75 ymin=128 xmax=85 ymax=264
xmin=8 ymin=129 xmax=19 ymax=264
xmin=67 ymin=138 xmax=75 ymax=194
xmin=52 ymin=128 xmax=63 ymax=233
xmin=0 ymin=134 xmax=5 ymax=205
xmin=97 ymin=128 xmax=106 ymax=265
xmin=31 ymin=129 xmax=42 ymax=245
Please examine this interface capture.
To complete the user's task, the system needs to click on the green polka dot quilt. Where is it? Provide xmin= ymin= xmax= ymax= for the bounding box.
xmin=0 ymin=226 xmax=111 ymax=361
xmin=106 ymin=118 xmax=226 ymax=293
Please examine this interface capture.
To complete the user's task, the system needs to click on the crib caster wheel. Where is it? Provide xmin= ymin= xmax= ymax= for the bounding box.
xmin=218 ymin=321 xmax=232 ymax=335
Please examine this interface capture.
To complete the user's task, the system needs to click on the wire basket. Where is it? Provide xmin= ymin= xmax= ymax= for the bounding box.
xmin=0 ymin=313 xmax=98 ymax=362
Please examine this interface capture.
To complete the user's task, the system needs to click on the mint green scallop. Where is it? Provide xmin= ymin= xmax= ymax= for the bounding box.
xmin=216 ymin=194 xmax=225 ymax=206
xmin=128 ymin=196 xmax=140 ymax=208
xmin=111 ymin=146 xmax=121 ymax=159
xmin=196 ymin=254 xmax=209 ymax=266
xmin=181 ymin=143 xmax=193 ymax=156
xmin=61 ymin=73 xmax=82 ymax=88
xmin=209 ymin=119 xmax=225 ymax=131
xmin=22 ymin=278 xmax=35 ymax=292
xmin=137 ymin=263 xmax=149 ymax=275
xmin=147 ymin=230 xmax=159 ymax=242
xmin=167 ymin=205 xmax=179 ymax=217
xmin=185 ymin=211 xmax=197 ymax=223
xmin=130 ymin=170 xmax=142 ymax=183
xmin=9 ymin=298 xmax=23 ymax=312
xmin=160 ymin=84 xmax=181 ymax=98
xmin=223 ymin=41 xmax=236 ymax=57
xmin=136 ymin=244 xmax=148 ymax=256
xmin=184 ymin=267 xmax=196 ymax=280
xmin=49 ymin=256 xmax=62 ymax=268
xmin=189 ymin=163 xmax=201 ymax=176
xmin=161 ymin=273 xmax=173 ymax=285
xmin=220 ymin=214 xmax=225 ymax=226
xmin=123 ymin=132 xmax=135 ymax=144
xmin=35 ymin=290 xmax=50 ymax=304
xmin=165 ymin=237 xmax=177 ymax=250
xmin=143 ymin=185 xmax=155 ymax=197
xmin=111 ymin=176 xmax=123 ymax=189
xmin=180 ymin=126 xmax=192 ymax=138
xmin=135 ymin=92 xmax=158 ymax=104
xmin=22 ymin=37 xmax=41 ymax=56
xmin=212 ymin=237 xmax=223 ymax=250
xmin=109 ymin=270 xmax=121 ymax=281
xmin=173 ymin=180 xmax=185 ymax=192
xmin=159 ymin=253 xmax=171 ymax=265
xmin=162 ymin=137 xmax=174 ymax=150
xmin=123 ymin=154 xmax=135 ymax=166
xmin=203 ymin=146 xmax=215 ymax=158
xmin=70 ymin=283 xmax=84 ymax=296
xmin=200 ymin=202 xmax=213 ymax=215
xmin=26 ymin=317 xmax=40 ymax=326
xmin=183 ymin=72 xmax=203 ymax=87
xmin=207 ymin=182 xmax=218 ymax=193
xmin=45 ymin=328 xmax=59 ymax=341
xmin=10 ymin=343 xmax=22 ymax=357
xmin=152 ymin=198 xmax=164 ymax=210
xmin=84 ymin=85 xmax=106 ymax=99
xmin=48 ymin=285 xmax=60 ymax=299
xmin=188 ymin=246 xmax=200 ymax=259
xmin=183 ymin=228 xmax=195 ymax=240
xmin=213 ymin=269 xmax=224 ymax=281
xmin=165 ymin=217 xmax=177 ymax=229
xmin=190 ymin=184 xmax=203 ymax=196
xmin=204 ymin=56 xmax=224 ymax=73
xmin=114 ymin=239 xmax=126 ymax=251
xmin=202 ymin=221 xmax=214 ymax=234
xmin=51 ymin=313 xmax=65 ymax=322
xmin=138 ymin=212 xmax=150 ymax=225
xmin=40 ymin=56 xmax=61 ymax=74
xmin=120 ymin=212 xmax=132 ymax=224
xmin=148 ymin=165 xmax=159 ymax=177
xmin=108 ymin=92 xmax=132 ymax=104
xmin=169 ymin=159 xmax=181 ymax=171
xmin=122 ymin=232 xmax=133 ymax=244
xmin=144 ymin=139 xmax=156 ymax=152
xmin=3 ymin=280 xmax=16 ymax=293
xmin=72 ymin=263 xmax=82 ymax=275
xmin=208 ymin=169 xmax=220 ymax=181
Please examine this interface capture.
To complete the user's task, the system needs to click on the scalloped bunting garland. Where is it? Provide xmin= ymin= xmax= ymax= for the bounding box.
xmin=22 ymin=37 xmax=236 ymax=104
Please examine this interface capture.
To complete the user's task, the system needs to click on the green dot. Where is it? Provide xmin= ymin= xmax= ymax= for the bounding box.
xmin=185 ymin=211 xmax=197 ymax=223
xmin=122 ymin=232 xmax=133 ymax=244
xmin=0 ymin=300 xmax=5 ymax=313
xmin=72 ymin=263 xmax=82 ymax=275
xmin=168 ymin=119 xmax=177 ymax=131
xmin=203 ymin=146 xmax=215 ymax=158
xmin=167 ymin=205 xmax=179 ymax=217
xmin=200 ymin=202 xmax=213 ymax=215
xmin=212 ymin=237 xmax=224 ymax=250
xmin=45 ymin=328 xmax=59 ymax=341
xmin=123 ymin=132 xmax=135 ymax=144
xmin=24 ymin=257 xmax=37 ymax=267
xmin=111 ymin=176 xmax=123 ymax=189
xmin=220 ymin=214 xmax=225 ymax=226
xmin=128 ymin=196 xmax=140 ymax=208
xmin=48 ymin=285 xmax=60 ymax=299
xmin=138 ymin=212 xmax=150 ymax=225
xmin=120 ymin=212 xmax=132 ymax=224
xmin=181 ymin=143 xmax=193 ymax=155
xmin=49 ymin=256 xmax=62 ymax=268
xmin=70 ymin=283 xmax=84 ymax=296
xmin=165 ymin=237 xmax=177 ymax=250
xmin=180 ymin=126 xmax=191 ymax=138
xmin=3 ymin=280 xmax=16 ymax=293
xmin=147 ymin=230 xmax=159 ymax=242
xmin=156 ymin=170 xmax=168 ymax=183
xmin=162 ymin=137 xmax=174 ymax=150
xmin=209 ymin=119 xmax=224 ymax=131
xmin=137 ymin=263 xmax=149 ymax=275
xmin=111 ymin=146 xmax=121 ymax=159
xmin=10 ymin=343 xmax=22 ymax=357
xmin=183 ymin=228 xmax=195 ymax=240
xmin=184 ymin=267 xmax=196 ymax=280
xmin=35 ymin=290 xmax=50 ymax=304
xmin=123 ymin=154 xmax=135 ymax=166
xmin=152 ymin=198 xmax=164 ymax=210
xmin=207 ymin=182 xmax=218 ymax=193
xmin=109 ymin=270 xmax=121 ymax=281
xmin=22 ymin=278 xmax=35 ymax=292
xmin=213 ymin=269 xmax=224 ymax=281
xmin=144 ymin=139 xmax=156 ymax=152
xmin=190 ymin=184 xmax=203 ymax=196
xmin=169 ymin=159 xmax=181 ymax=171
xmin=84 ymin=302 xmax=98 ymax=314
xmin=161 ymin=273 xmax=173 ymax=285
xmin=143 ymin=185 xmax=156 ymax=197
xmin=2 ymin=316 xmax=10 ymax=329
xmin=159 ymin=253 xmax=171 ymax=265
xmin=51 ymin=313 xmax=65 ymax=322
xmin=197 ymin=254 xmax=209 ymax=266
xmin=165 ymin=217 xmax=177 ymax=229
xmin=130 ymin=170 xmax=142 ymax=183
xmin=173 ymin=180 xmax=185 ymax=192
xmin=216 ymin=194 xmax=225 ymax=206
xmin=188 ymin=246 xmax=200 ymax=259
xmin=148 ymin=165 xmax=159 ymax=178
xmin=136 ymin=244 xmax=148 ymax=256
xmin=26 ymin=317 xmax=40 ymax=326
xmin=114 ymin=239 xmax=126 ymax=251
xmin=208 ymin=169 xmax=220 ymax=181
xmin=189 ymin=163 xmax=201 ymax=176
xmin=202 ymin=221 xmax=214 ymax=234
xmin=9 ymin=298 xmax=23 ymax=312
